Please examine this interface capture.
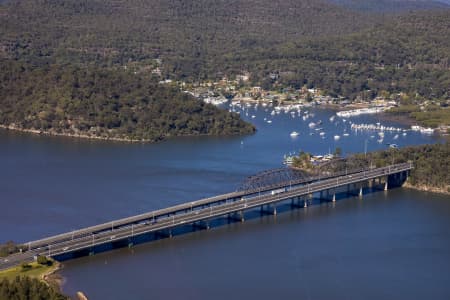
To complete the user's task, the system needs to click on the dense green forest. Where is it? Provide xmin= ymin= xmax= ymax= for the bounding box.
xmin=0 ymin=276 xmax=67 ymax=300
xmin=352 ymin=142 xmax=449 ymax=192
xmin=1 ymin=0 xmax=450 ymax=138
xmin=0 ymin=61 xmax=254 ymax=141
xmin=0 ymin=0 xmax=375 ymax=67
xmin=1 ymin=0 xmax=449 ymax=102
xmin=222 ymin=11 xmax=450 ymax=101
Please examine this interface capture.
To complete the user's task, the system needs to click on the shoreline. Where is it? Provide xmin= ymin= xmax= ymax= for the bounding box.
xmin=0 ymin=124 xmax=152 ymax=143
xmin=0 ymin=124 xmax=255 ymax=144
xmin=43 ymin=263 xmax=89 ymax=300
xmin=403 ymin=182 xmax=450 ymax=196
xmin=42 ymin=261 xmax=64 ymax=291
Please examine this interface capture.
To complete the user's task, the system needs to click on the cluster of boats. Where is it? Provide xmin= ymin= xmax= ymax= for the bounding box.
xmin=411 ymin=125 xmax=435 ymax=134
xmin=229 ymin=101 xmax=316 ymax=124
xmin=225 ymin=100 xmax=434 ymax=146
xmin=350 ymin=123 xmax=435 ymax=135
xmin=336 ymin=107 xmax=389 ymax=118
xmin=350 ymin=123 xmax=406 ymax=133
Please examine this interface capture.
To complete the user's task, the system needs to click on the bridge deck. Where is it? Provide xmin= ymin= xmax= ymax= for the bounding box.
xmin=0 ymin=162 xmax=412 ymax=270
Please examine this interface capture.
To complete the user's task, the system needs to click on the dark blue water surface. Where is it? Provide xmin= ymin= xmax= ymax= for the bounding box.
xmin=1 ymin=106 xmax=449 ymax=299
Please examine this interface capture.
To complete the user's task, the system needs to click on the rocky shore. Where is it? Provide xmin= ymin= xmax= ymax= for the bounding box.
xmin=403 ymin=182 xmax=450 ymax=196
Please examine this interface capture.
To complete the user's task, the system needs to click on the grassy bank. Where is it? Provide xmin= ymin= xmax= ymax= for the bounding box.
xmin=0 ymin=260 xmax=60 ymax=282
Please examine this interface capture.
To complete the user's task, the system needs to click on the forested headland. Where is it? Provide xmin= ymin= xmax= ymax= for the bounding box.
xmin=351 ymin=143 xmax=450 ymax=194
xmin=0 ymin=62 xmax=255 ymax=142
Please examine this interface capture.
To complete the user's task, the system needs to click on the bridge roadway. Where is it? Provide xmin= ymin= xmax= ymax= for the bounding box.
xmin=0 ymin=162 xmax=412 ymax=270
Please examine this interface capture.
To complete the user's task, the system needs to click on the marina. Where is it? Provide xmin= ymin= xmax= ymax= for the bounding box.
xmin=223 ymin=100 xmax=434 ymax=153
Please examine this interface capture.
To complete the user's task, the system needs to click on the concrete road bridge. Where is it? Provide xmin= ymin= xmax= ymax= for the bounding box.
xmin=0 ymin=162 xmax=412 ymax=270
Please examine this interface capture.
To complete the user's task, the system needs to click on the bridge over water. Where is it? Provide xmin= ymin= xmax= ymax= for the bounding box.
xmin=0 ymin=162 xmax=412 ymax=270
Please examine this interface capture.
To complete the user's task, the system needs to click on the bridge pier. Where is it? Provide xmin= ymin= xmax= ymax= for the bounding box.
xmin=387 ymin=171 xmax=408 ymax=188
xmin=319 ymin=191 xmax=325 ymax=201
xmin=346 ymin=184 xmax=363 ymax=198
xmin=291 ymin=197 xmax=304 ymax=208
xmin=156 ymin=229 xmax=172 ymax=239
xmin=228 ymin=211 xmax=244 ymax=222
xmin=319 ymin=189 xmax=331 ymax=202
xmin=372 ymin=177 xmax=386 ymax=191
xmin=319 ymin=189 xmax=335 ymax=202
xmin=193 ymin=220 xmax=210 ymax=230
xmin=260 ymin=203 xmax=277 ymax=215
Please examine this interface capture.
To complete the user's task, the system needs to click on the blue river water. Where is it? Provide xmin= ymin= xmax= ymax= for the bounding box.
xmin=0 ymin=105 xmax=449 ymax=299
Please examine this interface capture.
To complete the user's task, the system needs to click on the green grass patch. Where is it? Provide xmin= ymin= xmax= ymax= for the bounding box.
xmin=387 ymin=105 xmax=421 ymax=115
xmin=410 ymin=108 xmax=450 ymax=127
xmin=0 ymin=260 xmax=58 ymax=281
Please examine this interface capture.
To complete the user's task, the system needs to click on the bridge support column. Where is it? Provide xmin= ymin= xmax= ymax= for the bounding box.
xmin=229 ymin=211 xmax=245 ymax=222
xmin=291 ymin=197 xmax=303 ymax=208
xmin=260 ymin=205 xmax=266 ymax=215
xmin=304 ymin=199 xmax=308 ymax=208
xmin=239 ymin=210 xmax=244 ymax=222
xmin=260 ymin=204 xmax=276 ymax=215
xmin=384 ymin=180 xmax=388 ymax=191
xmin=156 ymin=229 xmax=172 ymax=239
xmin=332 ymin=193 xmax=336 ymax=202
xmin=193 ymin=221 xmax=210 ymax=230
xmin=346 ymin=184 xmax=363 ymax=198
